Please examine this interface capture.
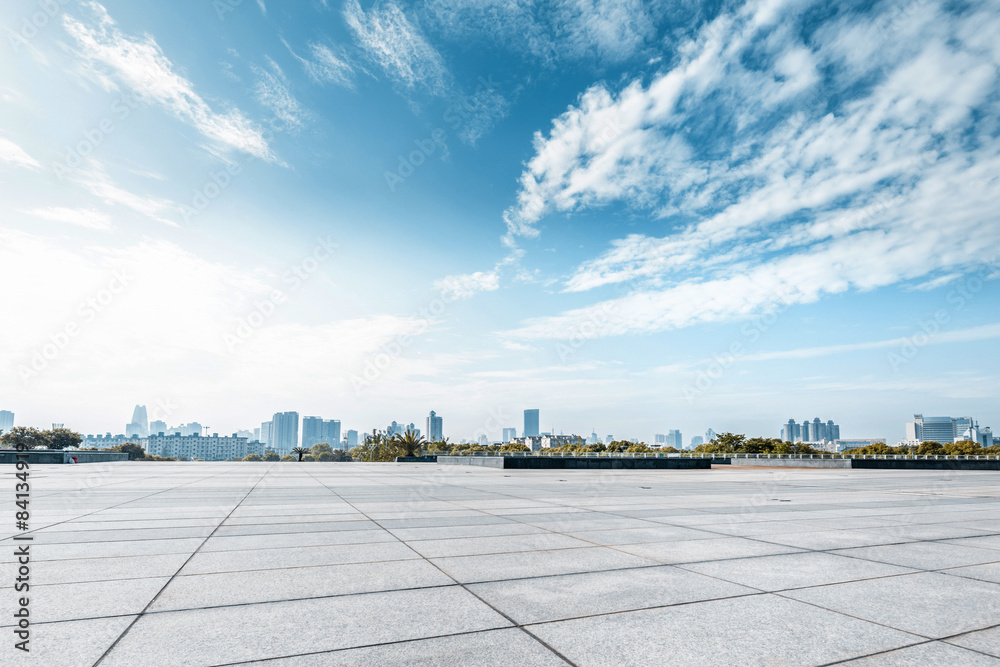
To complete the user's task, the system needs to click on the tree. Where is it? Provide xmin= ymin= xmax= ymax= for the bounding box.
xmin=111 ymin=443 xmax=146 ymax=460
xmin=329 ymin=449 xmax=352 ymax=462
xmin=280 ymin=454 xmax=296 ymax=461
xmin=500 ymin=442 xmax=529 ymax=452
xmin=917 ymin=441 xmax=945 ymax=456
xmin=291 ymin=447 xmax=309 ymax=461
xmin=303 ymin=455 xmax=316 ymax=461
xmin=626 ymin=442 xmax=651 ymax=453
xmin=263 ymin=452 xmax=280 ymax=461
xmin=945 ymin=440 xmax=982 ymax=456
xmin=0 ymin=426 xmax=50 ymax=450
xmin=44 ymin=427 xmax=83 ymax=450
xmin=243 ymin=454 xmax=263 ymax=461
xmin=310 ymin=443 xmax=334 ymax=459
xmin=392 ymin=429 xmax=427 ymax=457
xmin=317 ymin=451 xmax=334 ymax=461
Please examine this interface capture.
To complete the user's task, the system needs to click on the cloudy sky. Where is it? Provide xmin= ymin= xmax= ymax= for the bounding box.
xmin=2 ymin=0 xmax=998 ymax=443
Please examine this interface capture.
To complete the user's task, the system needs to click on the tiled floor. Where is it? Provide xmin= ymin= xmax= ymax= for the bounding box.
xmin=3 ymin=462 xmax=1000 ymax=666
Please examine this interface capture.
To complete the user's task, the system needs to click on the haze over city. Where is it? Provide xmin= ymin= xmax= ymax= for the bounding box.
xmin=2 ymin=0 xmax=998 ymax=441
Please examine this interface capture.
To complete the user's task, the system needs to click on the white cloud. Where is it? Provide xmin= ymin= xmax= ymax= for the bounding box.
xmin=502 ymin=0 xmax=1000 ymax=339
xmin=284 ymin=39 xmax=355 ymax=88
xmin=343 ymin=0 xmax=450 ymax=94
xmin=69 ymin=162 xmax=184 ymax=227
xmin=0 ymin=137 xmax=42 ymax=170
xmin=64 ymin=3 xmax=273 ymax=160
xmin=434 ymin=270 xmax=500 ymax=300
xmin=22 ymin=207 xmax=113 ymax=231
xmin=251 ymin=57 xmax=304 ymax=128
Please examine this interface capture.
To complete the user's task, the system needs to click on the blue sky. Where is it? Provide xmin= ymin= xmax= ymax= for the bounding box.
xmin=1 ymin=0 xmax=998 ymax=443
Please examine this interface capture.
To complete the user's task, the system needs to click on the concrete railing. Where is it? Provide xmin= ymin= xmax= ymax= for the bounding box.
xmin=423 ymin=450 xmax=1000 ymax=461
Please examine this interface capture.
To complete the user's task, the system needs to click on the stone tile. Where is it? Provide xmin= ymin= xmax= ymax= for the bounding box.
xmin=407 ymin=532 xmax=592 ymax=558
xmin=28 ymin=537 xmax=205 ymax=561
xmin=469 ymin=565 xmax=756 ymax=624
xmin=942 ymin=562 xmax=1000 ymax=585
xmin=150 ymin=559 xmax=453 ymax=611
xmin=180 ymin=541 xmax=421 ymax=575
xmin=6 ymin=616 xmax=135 ymax=667
xmin=0 ymin=578 xmax=169 ymax=625
xmin=226 ymin=628 xmax=566 ymax=665
xmin=840 ymin=641 xmax=1000 ymax=665
xmin=388 ymin=522 xmax=546 ymax=541
xmin=831 ymin=542 xmax=1000 ymax=570
xmin=948 ymin=627 xmax=1000 ymax=658
xmin=431 ymin=546 xmax=658 ymax=583
xmin=100 ymin=587 xmax=510 ymax=666
xmin=199 ymin=529 xmax=396 ymax=552
xmin=561 ymin=525 xmax=720 ymax=546
xmin=27 ymin=553 xmax=189 ymax=585
xmin=782 ymin=572 xmax=1000 ymax=637
xmin=681 ymin=551 xmax=914 ymax=591
xmin=616 ymin=536 xmax=804 ymax=564
xmin=528 ymin=593 xmax=919 ymax=666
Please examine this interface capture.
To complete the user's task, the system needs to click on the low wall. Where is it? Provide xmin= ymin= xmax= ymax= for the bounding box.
xmin=438 ymin=456 xmax=710 ymax=470
xmin=850 ymin=458 xmax=1000 ymax=471
xmin=438 ymin=456 xmax=505 ymax=468
xmin=0 ymin=449 xmax=130 ymax=464
xmin=395 ymin=456 xmax=438 ymax=463
xmin=729 ymin=458 xmax=852 ymax=468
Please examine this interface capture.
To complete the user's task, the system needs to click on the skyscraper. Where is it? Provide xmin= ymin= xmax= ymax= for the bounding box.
xmin=302 ymin=417 xmax=341 ymax=447
xmin=426 ymin=411 xmax=443 ymax=442
xmin=260 ymin=421 xmax=272 ymax=446
xmin=150 ymin=420 xmax=167 ymax=436
xmin=705 ymin=428 xmax=717 ymax=443
xmin=667 ymin=429 xmax=683 ymax=448
xmin=502 ymin=427 xmax=517 ymax=443
xmin=524 ymin=409 xmax=540 ymax=438
xmin=346 ymin=430 xmax=359 ymax=449
xmin=127 ymin=405 xmax=149 ymax=438
xmin=0 ymin=410 xmax=14 ymax=434
xmin=907 ymin=415 xmax=992 ymax=445
xmin=690 ymin=436 xmax=704 ymax=448
xmin=270 ymin=412 xmax=299 ymax=454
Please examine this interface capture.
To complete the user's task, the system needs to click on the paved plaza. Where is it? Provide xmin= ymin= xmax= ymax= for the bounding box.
xmin=3 ymin=462 xmax=1000 ymax=666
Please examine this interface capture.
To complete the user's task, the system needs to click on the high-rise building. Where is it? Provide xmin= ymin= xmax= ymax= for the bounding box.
xmin=654 ymin=433 xmax=667 ymax=446
xmin=524 ymin=409 xmax=540 ymax=438
xmin=667 ymin=429 xmax=683 ymax=448
xmin=478 ymin=434 xmax=489 ymax=447
xmin=387 ymin=421 xmax=405 ymax=437
xmin=302 ymin=417 xmax=341 ymax=448
xmin=782 ymin=418 xmax=840 ymax=443
xmin=690 ymin=436 xmax=704 ymax=448
xmin=346 ymin=430 xmax=359 ymax=449
xmin=0 ymin=410 xmax=13 ymax=434
xmin=426 ymin=411 xmax=443 ymax=442
xmin=587 ymin=429 xmax=600 ymax=445
xmin=502 ymin=427 xmax=517 ymax=443
xmin=260 ymin=421 xmax=273 ymax=446
xmin=253 ymin=427 xmax=261 ymax=442
xmin=407 ymin=423 xmax=420 ymax=438
xmin=705 ymin=428 xmax=717 ymax=443
xmin=150 ymin=420 xmax=167 ymax=436
xmin=270 ymin=412 xmax=299 ymax=454
xmin=907 ymin=414 xmax=993 ymax=446
xmin=127 ymin=405 xmax=149 ymax=438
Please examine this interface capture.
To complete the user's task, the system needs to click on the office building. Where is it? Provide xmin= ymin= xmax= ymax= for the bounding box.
xmin=654 ymin=433 xmax=667 ymax=446
xmin=782 ymin=418 xmax=840 ymax=443
xmin=524 ymin=409 xmax=540 ymax=438
xmin=666 ymin=429 xmax=683 ymax=449
xmin=690 ymin=436 xmax=704 ymax=448
xmin=387 ymin=421 xmax=405 ymax=437
xmin=346 ymin=430 xmax=359 ymax=449
xmin=426 ymin=411 xmax=443 ymax=442
xmin=835 ymin=438 xmax=886 ymax=452
xmin=705 ymin=428 xmax=717 ymax=443
xmin=502 ymin=427 xmax=517 ymax=443
xmin=0 ymin=410 xmax=13 ymax=434
xmin=143 ymin=433 xmax=264 ymax=461
xmin=587 ymin=429 xmax=600 ymax=445
xmin=126 ymin=405 xmax=149 ymax=438
xmin=150 ymin=420 xmax=167 ymax=436
xmin=906 ymin=414 xmax=993 ymax=446
xmin=81 ymin=433 xmax=139 ymax=449
xmin=302 ymin=417 xmax=341 ymax=448
xmin=270 ymin=412 xmax=299 ymax=455
xmin=260 ymin=421 xmax=272 ymax=446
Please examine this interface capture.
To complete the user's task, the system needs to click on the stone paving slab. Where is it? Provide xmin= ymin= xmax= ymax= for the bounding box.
xmin=2 ymin=463 xmax=1000 ymax=665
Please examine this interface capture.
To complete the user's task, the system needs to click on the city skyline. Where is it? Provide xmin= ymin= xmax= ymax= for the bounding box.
xmin=2 ymin=0 xmax=998 ymax=438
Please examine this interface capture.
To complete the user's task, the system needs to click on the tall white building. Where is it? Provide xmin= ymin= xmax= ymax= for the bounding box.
xmin=302 ymin=417 xmax=341 ymax=448
xmin=346 ymin=430 xmax=359 ymax=449
xmin=149 ymin=420 xmax=167 ymax=436
xmin=426 ymin=411 xmax=443 ymax=442
xmin=270 ymin=412 xmax=299 ymax=455
xmin=502 ymin=427 xmax=517 ymax=443
xmin=126 ymin=405 xmax=149 ymax=438
xmin=0 ymin=410 xmax=14 ymax=435
xmin=667 ymin=429 xmax=683 ymax=448
xmin=705 ymin=428 xmax=717 ymax=443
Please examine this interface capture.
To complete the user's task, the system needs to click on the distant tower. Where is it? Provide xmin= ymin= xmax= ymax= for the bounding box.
xmin=426 ymin=411 xmax=443 ymax=442
xmin=0 ymin=410 xmax=14 ymax=434
xmin=127 ymin=405 xmax=149 ymax=438
xmin=524 ymin=409 xmax=540 ymax=438
xmin=705 ymin=428 xmax=717 ymax=443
